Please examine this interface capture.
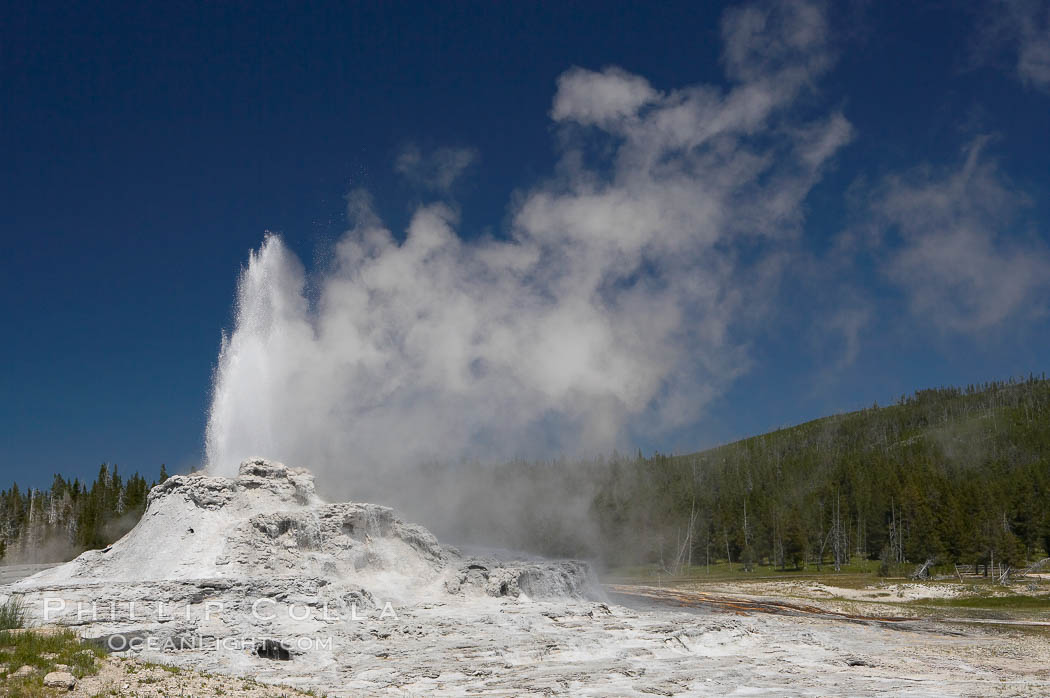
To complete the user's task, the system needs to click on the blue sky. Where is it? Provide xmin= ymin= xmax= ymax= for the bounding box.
xmin=3 ymin=1 xmax=1049 ymax=489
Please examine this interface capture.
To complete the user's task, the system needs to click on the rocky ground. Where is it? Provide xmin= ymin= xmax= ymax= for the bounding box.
xmin=4 ymin=654 xmax=322 ymax=697
xmin=7 ymin=594 xmax=1049 ymax=696
xmin=79 ymin=656 xmax=324 ymax=697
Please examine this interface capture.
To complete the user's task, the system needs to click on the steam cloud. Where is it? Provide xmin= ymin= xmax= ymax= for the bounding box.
xmin=205 ymin=1 xmax=851 ymax=482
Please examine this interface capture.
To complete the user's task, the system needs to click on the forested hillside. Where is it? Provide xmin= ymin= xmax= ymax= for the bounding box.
xmin=427 ymin=375 xmax=1050 ymax=574
xmin=0 ymin=464 xmax=167 ymax=563
xmin=589 ymin=375 xmax=1050 ymax=573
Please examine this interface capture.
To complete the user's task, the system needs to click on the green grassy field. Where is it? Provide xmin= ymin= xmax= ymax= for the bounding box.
xmin=604 ymin=558 xmax=885 ymax=584
xmin=0 ymin=597 xmax=108 ymax=698
xmin=913 ymin=592 xmax=1050 ymax=610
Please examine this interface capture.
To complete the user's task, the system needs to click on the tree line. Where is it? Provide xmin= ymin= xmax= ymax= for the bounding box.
xmin=0 ymin=464 xmax=168 ymax=563
xmin=587 ymin=374 xmax=1050 ymax=573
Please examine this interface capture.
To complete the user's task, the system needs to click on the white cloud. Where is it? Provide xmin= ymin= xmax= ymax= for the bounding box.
xmin=1015 ymin=2 xmax=1050 ymax=90
xmin=978 ymin=0 xmax=1050 ymax=92
xmin=828 ymin=305 xmax=869 ymax=369
xmin=874 ymin=137 xmax=1050 ymax=332
xmin=395 ymin=144 xmax=478 ymax=191
xmin=721 ymin=0 xmax=831 ymax=85
xmin=204 ymin=1 xmax=850 ymax=484
xmin=794 ymin=111 xmax=854 ymax=168
xmin=551 ymin=67 xmax=658 ymax=127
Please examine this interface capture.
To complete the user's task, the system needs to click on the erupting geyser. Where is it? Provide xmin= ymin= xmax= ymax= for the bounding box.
xmin=202 ymin=5 xmax=851 ymax=480
xmin=202 ymin=220 xmax=694 ymax=480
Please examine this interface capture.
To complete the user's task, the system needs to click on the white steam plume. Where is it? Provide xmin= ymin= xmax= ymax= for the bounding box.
xmin=205 ymin=1 xmax=850 ymax=482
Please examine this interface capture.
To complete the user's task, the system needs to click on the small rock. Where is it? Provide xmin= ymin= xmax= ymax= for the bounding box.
xmin=43 ymin=670 xmax=77 ymax=690
xmin=10 ymin=665 xmax=36 ymax=678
